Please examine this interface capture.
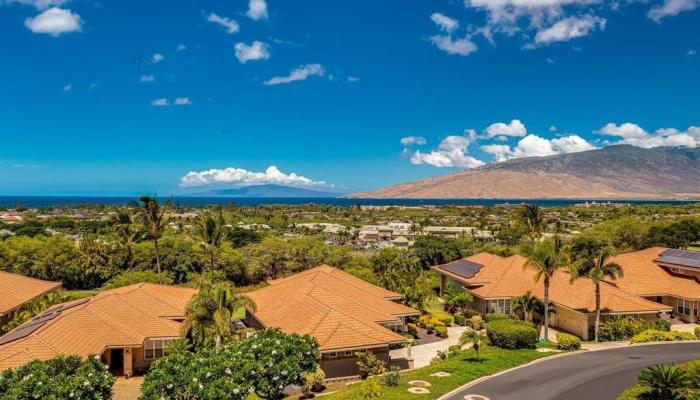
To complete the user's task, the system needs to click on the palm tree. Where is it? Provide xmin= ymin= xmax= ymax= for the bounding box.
xmin=181 ymin=280 xmax=255 ymax=352
xmin=571 ymin=246 xmax=624 ymax=342
xmin=459 ymin=329 xmax=488 ymax=361
xmin=192 ymin=210 xmax=228 ymax=271
xmin=78 ymin=236 xmax=111 ymax=289
xmin=137 ymin=195 xmax=170 ymax=284
xmin=526 ymin=239 xmax=568 ymax=341
xmin=516 ymin=204 xmax=545 ymax=248
xmin=112 ymin=210 xmax=142 ymax=270
xmin=511 ymin=291 xmax=539 ymax=322
xmin=638 ymin=364 xmax=691 ymax=400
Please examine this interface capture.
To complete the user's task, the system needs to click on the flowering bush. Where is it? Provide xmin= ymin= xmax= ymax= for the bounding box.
xmin=0 ymin=354 xmax=114 ymax=400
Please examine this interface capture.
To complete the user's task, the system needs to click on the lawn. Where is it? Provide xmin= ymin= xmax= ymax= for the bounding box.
xmin=321 ymin=346 xmax=553 ymax=400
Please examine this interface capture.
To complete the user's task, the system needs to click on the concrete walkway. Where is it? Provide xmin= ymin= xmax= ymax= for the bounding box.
xmin=672 ymin=323 xmax=700 ymax=334
xmin=112 ymin=376 xmax=143 ymax=400
xmin=391 ymin=326 xmax=468 ymax=368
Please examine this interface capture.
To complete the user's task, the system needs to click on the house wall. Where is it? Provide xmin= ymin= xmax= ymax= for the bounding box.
xmin=551 ymin=307 xmax=590 ymax=340
xmin=320 ymin=347 xmax=390 ymax=379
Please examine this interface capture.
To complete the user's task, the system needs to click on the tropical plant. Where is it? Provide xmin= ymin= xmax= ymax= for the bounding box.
xmin=112 ymin=209 xmax=142 ymax=270
xmin=355 ymin=351 xmax=386 ymax=379
xmin=137 ymin=195 xmax=171 ymax=284
xmin=383 ymin=365 xmax=401 ymax=387
xmin=193 ymin=210 xmax=229 ymax=271
xmin=460 ymin=329 xmax=488 ymax=360
xmin=357 ymin=378 xmax=382 ymax=399
xmin=526 ymin=238 xmax=569 ymax=340
xmin=511 ymin=291 xmax=540 ymax=322
xmin=444 ymin=285 xmax=474 ymax=314
xmin=165 ymin=338 xmax=193 ymax=355
xmin=515 ymin=204 xmax=545 ymax=247
xmin=638 ymin=364 xmax=691 ymax=400
xmin=77 ymin=236 xmax=112 ymax=288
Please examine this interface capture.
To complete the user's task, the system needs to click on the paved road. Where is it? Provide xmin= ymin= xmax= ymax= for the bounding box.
xmin=443 ymin=343 xmax=700 ymax=400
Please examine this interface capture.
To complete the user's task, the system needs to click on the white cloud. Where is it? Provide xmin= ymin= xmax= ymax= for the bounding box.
xmin=549 ymin=125 xmax=557 ymax=132
xmin=598 ymin=122 xmax=699 ymax=148
xmin=688 ymin=49 xmax=697 ymax=56
xmin=484 ymin=119 xmax=527 ymax=138
xmin=431 ymin=13 xmax=459 ymax=33
xmin=6 ymin=0 xmax=66 ymax=10
xmin=177 ymin=44 xmax=187 ymax=51
xmin=410 ymin=130 xmax=485 ymax=168
xmin=401 ymin=136 xmax=427 ymax=146
xmin=246 ymin=0 xmax=268 ymax=20
xmin=648 ymin=0 xmax=699 ymax=22
xmin=264 ymin=64 xmax=324 ymax=86
xmin=347 ymin=76 xmax=360 ymax=82
xmin=174 ymin=97 xmax=192 ymax=106
xmin=234 ymin=41 xmax=270 ymax=63
xmin=151 ymin=98 xmax=169 ymax=106
xmin=140 ymin=74 xmax=155 ymax=83
xmin=89 ymin=82 xmax=98 ymax=91
xmin=431 ymin=35 xmax=478 ymax=55
xmin=152 ymin=53 xmax=164 ymax=63
xmin=481 ymin=134 xmax=596 ymax=161
xmin=179 ymin=165 xmax=330 ymax=188
xmin=62 ymin=83 xmax=71 ymax=91
xmin=24 ymin=7 xmax=81 ymax=36
xmin=206 ymin=12 xmax=239 ymax=34
xmin=534 ymin=15 xmax=606 ymax=45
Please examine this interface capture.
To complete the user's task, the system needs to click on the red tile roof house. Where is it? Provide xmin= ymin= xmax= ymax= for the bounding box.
xmin=432 ymin=250 xmax=678 ymax=340
xmin=0 ymin=283 xmax=196 ymax=377
xmin=245 ymin=265 xmax=420 ymax=378
xmin=0 ymin=271 xmax=62 ymax=329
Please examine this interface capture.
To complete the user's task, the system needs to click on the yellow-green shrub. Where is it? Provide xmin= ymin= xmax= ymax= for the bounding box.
xmin=630 ymin=329 xmax=696 ymax=344
xmin=556 ymin=333 xmax=581 ymax=351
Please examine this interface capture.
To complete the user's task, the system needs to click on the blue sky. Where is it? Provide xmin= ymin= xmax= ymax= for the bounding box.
xmin=0 ymin=0 xmax=698 ymax=195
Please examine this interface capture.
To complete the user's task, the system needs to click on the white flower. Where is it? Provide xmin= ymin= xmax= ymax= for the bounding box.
xmin=198 ymin=384 xmax=203 ymax=390
xmin=167 ymin=383 xmax=173 ymax=389
xmin=206 ymin=372 xmax=211 ymax=378
xmin=233 ymin=388 xmax=240 ymax=394
xmin=193 ymin=377 xmax=198 ymax=382
xmin=83 ymin=380 xmax=90 ymax=386
xmin=225 ymin=368 xmax=232 ymax=375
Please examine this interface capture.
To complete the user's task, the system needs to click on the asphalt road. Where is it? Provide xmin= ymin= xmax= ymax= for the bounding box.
xmin=443 ymin=343 xmax=700 ymax=400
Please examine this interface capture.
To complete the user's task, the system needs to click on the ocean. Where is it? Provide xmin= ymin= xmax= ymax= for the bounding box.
xmin=0 ymin=196 xmax=696 ymax=208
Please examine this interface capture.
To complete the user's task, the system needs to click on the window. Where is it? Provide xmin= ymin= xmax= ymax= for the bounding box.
xmin=488 ymin=299 xmax=511 ymax=315
xmin=345 ymin=350 xmax=353 ymax=356
xmin=145 ymin=339 xmax=173 ymax=360
xmin=677 ymin=298 xmax=692 ymax=316
xmin=328 ymin=352 xmax=337 ymax=358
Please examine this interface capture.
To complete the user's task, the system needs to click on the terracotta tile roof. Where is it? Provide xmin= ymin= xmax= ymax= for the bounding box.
xmin=0 ymin=283 xmax=196 ymax=371
xmin=246 ymin=265 xmax=419 ymax=352
xmin=0 ymin=271 xmax=61 ymax=316
xmin=433 ymin=252 xmax=670 ymax=314
xmin=610 ymin=247 xmax=700 ymax=300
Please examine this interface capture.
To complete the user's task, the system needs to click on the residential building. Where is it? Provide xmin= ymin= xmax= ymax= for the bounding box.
xmin=432 ymin=252 xmax=672 ymax=340
xmin=244 ymin=265 xmax=420 ymax=378
xmin=0 ymin=283 xmax=196 ymax=376
xmin=423 ymin=226 xmax=475 ymax=239
xmin=0 ymin=272 xmax=61 ymax=328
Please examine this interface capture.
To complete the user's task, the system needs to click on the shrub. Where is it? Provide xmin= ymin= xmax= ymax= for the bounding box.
xmin=301 ymin=367 xmax=325 ymax=397
xmin=454 ymin=314 xmax=467 ymax=326
xmin=654 ymin=318 xmax=672 ymax=332
xmin=695 ymin=327 xmax=700 ymax=340
xmin=435 ymin=325 xmax=448 ymax=338
xmin=0 ymin=355 xmax=114 ymax=400
xmin=631 ymin=329 xmax=696 ymax=344
xmin=431 ymin=311 xmax=453 ymax=326
xmin=429 ymin=317 xmax=446 ymax=327
xmin=470 ymin=315 xmax=486 ymax=330
xmin=407 ymin=323 xmax=418 ymax=336
xmin=556 ymin=333 xmax=581 ymax=351
xmin=382 ymin=365 xmax=401 ymax=387
xmin=598 ymin=317 xmax=654 ymax=341
xmin=355 ymin=351 xmax=386 ymax=379
xmin=418 ymin=314 xmax=431 ymax=327
xmin=425 ymin=323 xmax=435 ymax=333
xmin=448 ymin=344 xmax=461 ymax=355
xmin=358 ymin=378 xmax=382 ymax=399
xmin=485 ymin=313 xmax=510 ymax=322
xmin=487 ymin=319 xmax=538 ymax=349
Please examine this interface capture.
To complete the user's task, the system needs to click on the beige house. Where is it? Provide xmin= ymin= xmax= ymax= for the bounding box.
xmin=0 ymin=283 xmax=196 ymax=376
xmin=245 ymin=265 xmax=420 ymax=378
xmin=432 ymin=252 xmax=672 ymax=340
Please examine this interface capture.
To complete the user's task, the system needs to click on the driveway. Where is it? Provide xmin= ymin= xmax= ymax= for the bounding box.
xmin=391 ymin=326 xmax=468 ymax=368
xmin=112 ymin=376 xmax=143 ymax=400
xmin=441 ymin=342 xmax=700 ymax=400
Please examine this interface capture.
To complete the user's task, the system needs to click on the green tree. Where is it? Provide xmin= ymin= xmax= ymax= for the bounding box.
xmin=525 ymin=239 xmax=568 ymax=341
xmin=137 ymin=195 xmax=171 ymax=284
xmin=412 ymin=235 xmax=462 ymax=269
xmin=459 ymin=329 xmax=487 ymax=361
xmin=77 ymin=236 xmax=112 ymax=289
xmin=112 ymin=209 xmax=142 ymax=270
xmin=247 ymin=236 xmax=292 ymax=279
xmin=511 ymin=291 xmax=540 ymax=322
xmin=638 ymin=364 xmax=691 ymax=400
xmin=515 ymin=204 xmax=545 ymax=248
xmin=371 ymin=248 xmax=432 ymax=312
xmin=193 ymin=210 xmax=229 ymax=271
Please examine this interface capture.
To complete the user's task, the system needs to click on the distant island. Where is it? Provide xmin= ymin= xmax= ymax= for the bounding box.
xmin=183 ymin=184 xmax=342 ymax=198
xmin=348 ymin=145 xmax=700 ymax=199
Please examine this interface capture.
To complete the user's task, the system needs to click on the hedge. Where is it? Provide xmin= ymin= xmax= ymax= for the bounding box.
xmin=598 ymin=317 xmax=655 ymax=341
xmin=630 ymin=329 xmax=696 ymax=344
xmin=435 ymin=326 xmax=448 ymax=338
xmin=486 ymin=319 xmax=538 ymax=349
xmin=485 ymin=313 xmax=510 ymax=323
xmin=555 ymin=333 xmax=581 ymax=351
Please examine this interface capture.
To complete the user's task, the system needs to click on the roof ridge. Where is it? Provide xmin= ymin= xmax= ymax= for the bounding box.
xmin=83 ymin=296 xmax=145 ymax=343
xmin=316 ymin=268 xmax=402 ymax=299
xmin=308 ymin=285 xmax=398 ymax=323
xmin=125 ymin=285 xmax=184 ymax=315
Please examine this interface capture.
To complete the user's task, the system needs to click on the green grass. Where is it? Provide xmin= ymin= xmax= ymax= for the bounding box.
xmin=322 ymin=346 xmax=552 ymax=400
xmin=232 ymin=306 xmax=246 ymax=320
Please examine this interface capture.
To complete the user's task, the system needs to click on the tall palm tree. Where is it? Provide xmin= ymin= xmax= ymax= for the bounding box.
xmin=526 ymin=239 xmax=568 ymax=341
xmin=572 ymin=247 xmax=624 ymax=342
xmin=511 ymin=291 xmax=539 ymax=322
xmin=638 ymin=364 xmax=691 ymax=400
xmin=516 ymin=204 xmax=545 ymax=248
xmin=192 ymin=210 xmax=228 ymax=271
xmin=137 ymin=195 xmax=170 ymax=284
xmin=112 ymin=210 xmax=142 ymax=270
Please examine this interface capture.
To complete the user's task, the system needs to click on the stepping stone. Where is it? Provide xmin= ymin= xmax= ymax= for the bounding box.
xmin=430 ymin=372 xmax=452 ymax=378
xmin=536 ymin=348 xmax=562 ymax=353
xmin=464 ymin=395 xmax=490 ymax=400
xmin=408 ymin=380 xmax=432 ymax=387
xmin=408 ymin=387 xmax=430 ymax=394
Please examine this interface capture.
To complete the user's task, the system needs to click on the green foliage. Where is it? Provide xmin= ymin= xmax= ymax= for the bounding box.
xmin=435 ymin=325 xmax=448 ymax=338
xmin=371 ymin=248 xmax=433 ymax=312
xmin=555 ymin=333 xmax=581 ymax=351
xmin=485 ymin=313 xmax=510 ymax=322
xmin=454 ymin=314 xmax=467 ymax=326
xmin=695 ymin=327 xmax=700 ymax=340
xmin=470 ymin=315 xmax=486 ymax=330
xmin=383 ymin=365 xmax=401 ymax=387
xmin=638 ymin=364 xmax=692 ymax=400
xmin=301 ymin=367 xmax=326 ymax=398
xmin=355 ymin=351 xmax=386 ymax=379
xmin=643 ymin=218 xmax=700 ymax=250
xmin=486 ymin=319 xmax=539 ymax=350
xmin=630 ymin=329 xmax=696 ymax=344
xmin=598 ymin=317 xmax=655 ymax=341
xmin=407 ymin=322 xmax=419 ymax=336
xmin=102 ymin=269 xmax=172 ymax=290
xmin=654 ymin=319 xmax=672 ymax=332
xmin=460 ymin=329 xmax=488 ymax=360
xmin=357 ymin=378 xmax=382 ymax=399
xmin=0 ymin=355 xmax=114 ymax=400
xmin=412 ymin=235 xmax=463 ymax=269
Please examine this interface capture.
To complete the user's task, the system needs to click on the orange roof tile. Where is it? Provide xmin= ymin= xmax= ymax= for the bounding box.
xmin=0 ymin=272 xmax=61 ymax=316
xmin=0 ymin=283 xmax=196 ymax=371
xmin=246 ymin=265 xmax=419 ymax=351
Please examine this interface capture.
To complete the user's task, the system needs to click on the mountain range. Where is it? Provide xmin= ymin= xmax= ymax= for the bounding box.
xmin=348 ymin=145 xmax=700 ymax=199
xmin=184 ymin=184 xmax=342 ymax=198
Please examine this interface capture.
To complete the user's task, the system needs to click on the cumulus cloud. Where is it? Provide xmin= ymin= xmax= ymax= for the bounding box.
xmin=179 ymin=165 xmax=330 ymax=188
xmin=481 ymin=134 xmax=596 ymax=161
xmin=401 ymin=136 xmax=427 ymax=146
xmin=206 ymin=12 xmax=239 ymax=34
xmin=534 ymin=15 xmax=606 ymax=45
xmin=140 ymin=74 xmax=155 ymax=83
xmin=246 ymin=0 xmax=268 ymax=20
xmin=410 ymin=130 xmax=485 ymax=168
xmin=174 ymin=97 xmax=192 ymax=105
xmin=152 ymin=53 xmax=164 ymax=63
xmin=431 ymin=13 xmax=459 ymax=33
xmin=151 ymin=98 xmax=169 ymax=106
xmin=598 ymin=122 xmax=699 ymax=148
xmin=484 ymin=119 xmax=527 ymax=138
xmin=234 ymin=41 xmax=271 ymax=63
xmin=24 ymin=7 xmax=81 ymax=36
xmin=264 ymin=64 xmax=324 ymax=86
xmin=431 ymin=35 xmax=478 ymax=55
xmin=648 ymin=0 xmax=699 ymax=22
